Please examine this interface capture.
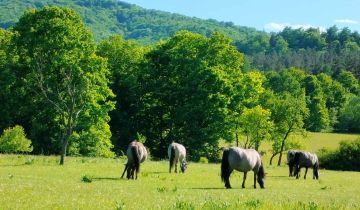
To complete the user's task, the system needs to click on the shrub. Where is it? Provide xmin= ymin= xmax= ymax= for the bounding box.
xmin=81 ymin=175 xmax=93 ymax=183
xmin=198 ymin=157 xmax=209 ymax=164
xmin=0 ymin=125 xmax=33 ymax=153
xmin=319 ymin=138 xmax=360 ymax=171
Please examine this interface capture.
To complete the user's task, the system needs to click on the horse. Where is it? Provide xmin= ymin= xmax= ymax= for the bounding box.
xmin=287 ymin=150 xmax=298 ymax=177
xmin=121 ymin=140 xmax=147 ymax=179
xmin=221 ymin=147 xmax=265 ymax=189
xmin=293 ymin=151 xmax=319 ymax=180
xmin=168 ymin=142 xmax=187 ymax=173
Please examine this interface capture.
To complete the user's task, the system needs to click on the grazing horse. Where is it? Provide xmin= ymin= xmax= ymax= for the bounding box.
xmin=168 ymin=142 xmax=187 ymax=173
xmin=293 ymin=151 xmax=319 ymax=180
xmin=121 ymin=141 xmax=147 ymax=179
xmin=221 ymin=147 xmax=265 ymax=189
xmin=287 ymin=150 xmax=298 ymax=177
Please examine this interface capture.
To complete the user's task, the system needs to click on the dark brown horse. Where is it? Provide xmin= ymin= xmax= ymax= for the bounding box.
xmin=121 ymin=141 xmax=147 ymax=179
xmin=293 ymin=151 xmax=319 ymax=180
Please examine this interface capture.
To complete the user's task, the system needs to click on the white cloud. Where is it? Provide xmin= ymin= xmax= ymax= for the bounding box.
xmin=264 ymin=22 xmax=326 ymax=32
xmin=335 ymin=19 xmax=358 ymax=24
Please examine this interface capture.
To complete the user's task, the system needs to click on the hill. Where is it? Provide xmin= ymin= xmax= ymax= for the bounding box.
xmin=0 ymin=0 xmax=266 ymax=45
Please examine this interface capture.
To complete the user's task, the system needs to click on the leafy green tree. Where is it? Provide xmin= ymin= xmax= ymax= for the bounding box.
xmin=303 ymin=75 xmax=330 ymax=131
xmin=0 ymin=125 xmax=33 ymax=153
xmin=265 ymin=92 xmax=309 ymax=166
xmin=336 ymin=70 xmax=360 ymax=95
xmin=317 ymin=73 xmax=348 ymax=129
xmin=264 ymin=68 xmax=305 ymax=97
xmin=0 ymin=29 xmax=15 ymax=132
xmin=12 ymin=7 xmax=114 ymax=164
xmin=232 ymin=71 xmax=265 ymax=146
xmin=138 ymin=31 xmax=244 ymax=161
xmin=238 ymin=105 xmax=273 ymax=151
xmin=97 ymin=35 xmax=147 ymax=154
xmin=338 ymin=95 xmax=360 ymax=133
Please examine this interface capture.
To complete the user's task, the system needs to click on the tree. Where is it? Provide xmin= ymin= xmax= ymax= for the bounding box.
xmin=138 ymin=31 xmax=244 ymax=161
xmin=0 ymin=29 xmax=15 ymax=132
xmin=338 ymin=95 xmax=360 ymax=133
xmin=97 ymin=35 xmax=148 ymax=154
xmin=317 ymin=73 xmax=348 ymax=129
xmin=303 ymin=75 xmax=329 ymax=131
xmin=13 ymin=7 xmax=114 ymax=164
xmin=0 ymin=125 xmax=33 ymax=153
xmin=336 ymin=70 xmax=360 ymax=95
xmin=238 ymin=105 xmax=273 ymax=151
xmin=266 ymin=92 xmax=309 ymax=166
xmin=232 ymin=71 xmax=265 ymax=146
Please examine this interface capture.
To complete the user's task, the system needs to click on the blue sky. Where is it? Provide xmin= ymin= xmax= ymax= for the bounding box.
xmin=123 ymin=0 xmax=360 ymax=32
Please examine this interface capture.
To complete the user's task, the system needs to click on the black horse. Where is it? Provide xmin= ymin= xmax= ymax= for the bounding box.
xmin=293 ymin=151 xmax=319 ymax=180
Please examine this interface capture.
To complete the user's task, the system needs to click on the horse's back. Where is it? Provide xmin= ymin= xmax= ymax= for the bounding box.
xmin=297 ymin=151 xmax=318 ymax=167
xmin=168 ymin=142 xmax=186 ymax=160
xmin=127 ymin=141 xmax=147 ymax=163
xmin=228 ymin=147 xmax=261 ymax=172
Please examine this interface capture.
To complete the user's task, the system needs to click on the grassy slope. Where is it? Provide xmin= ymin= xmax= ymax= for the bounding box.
xmin=0 ymin=133 xmax=359 ymax=209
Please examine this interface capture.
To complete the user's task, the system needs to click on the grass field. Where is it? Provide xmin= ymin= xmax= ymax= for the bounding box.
xmin=0 ymin=133 xmax=359 ymax=210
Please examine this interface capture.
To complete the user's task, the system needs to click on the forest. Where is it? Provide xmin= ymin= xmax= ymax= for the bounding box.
xmin=0 ymin=4 xmax=360 ymax=164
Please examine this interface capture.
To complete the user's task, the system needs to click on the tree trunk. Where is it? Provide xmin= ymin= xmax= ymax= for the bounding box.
xmin=59 ymin=137 xmax=69 ymax=165
xmin=269 ymin=152 xmax=279 ymax=165
xmin=59 ymin=116 xmax=74 ymax=165
xmin=236 ymin=132 xmax=239 ymax=147
xmin=277 ymin=126 xmax=292 ymax=166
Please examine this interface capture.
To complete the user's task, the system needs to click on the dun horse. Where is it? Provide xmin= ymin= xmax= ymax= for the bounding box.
xmin=168 ymin=142 xmax=187 ymax=173
xmin=221 ymin=147 xmax=265 ymax=189
xmin=121 ymin=141 xmax=147 ymax=179
xmin=287 ymin=150 xmax=298 ymax=177
xmin=293 ymin=151 xmax=319 ymax=180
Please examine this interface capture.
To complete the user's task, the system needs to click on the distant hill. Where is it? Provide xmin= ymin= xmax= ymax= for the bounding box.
xmin=0 ymin=0 xmax=266 ymax=45
xmin=1 ymin=0 xmax=360 ymax=78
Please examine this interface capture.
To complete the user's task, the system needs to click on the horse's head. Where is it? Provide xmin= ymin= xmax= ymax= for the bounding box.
xmin=257 ymin=165 xmax=265 ymax=189
xmin=180 ymin=160 xmax=187 ymax=173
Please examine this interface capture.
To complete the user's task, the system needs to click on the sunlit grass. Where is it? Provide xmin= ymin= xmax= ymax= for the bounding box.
xmin=0 ymin=133 xmax=359 ymax=209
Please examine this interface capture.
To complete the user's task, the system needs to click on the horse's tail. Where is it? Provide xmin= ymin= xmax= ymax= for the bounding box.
xmin=313 ymin=156 xmax=319 ymax=179
xmin=131 ymin=145 xmax=140 ymax=174
xmin=221 ymin=148 xmax=231 ymax=183
xmin=169 ymin=145 xmax=175 ymax=171
xmin=257 ymin=162 xmax=265 ymax=178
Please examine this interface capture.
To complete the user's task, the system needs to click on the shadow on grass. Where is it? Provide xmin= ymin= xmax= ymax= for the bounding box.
xmin=266 ymin=175 xmax=288 ymax=178
xmin=0 ymin=164 xmax=29 ymax=167
xmin=92 ymin=177 xmax=122 ymax=181
xmin=187 ymin=187 xmax=225 ymax=190
xmin=146 ymin=171 xmax=168 ymax=174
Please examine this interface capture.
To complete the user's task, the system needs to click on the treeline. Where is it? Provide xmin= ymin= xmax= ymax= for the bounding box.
xmin=0 ymin=7 xmax=360 ymax=164
xmin=245 ymin=26 xmax=360 ymax=81
xmin=0 ymin=0 xmax=264 ymax=44
xmin=2 ymin=0 xmax=360 ymax=83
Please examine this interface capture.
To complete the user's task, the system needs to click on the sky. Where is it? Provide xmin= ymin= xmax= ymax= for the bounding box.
xmin=122 ymin=0 xmax=360 ymax=33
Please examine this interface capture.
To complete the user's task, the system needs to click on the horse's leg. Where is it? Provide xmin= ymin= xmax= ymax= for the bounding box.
xmin=304 ymin=167 xmax=308 ymax=179
xmin=253 ymin=171 xmax=257 ymax=189
xmin=296 ymin=167 xmax=301 ymax=179
xmin=121 ymin=164 xmax=128 ymax=179
xmin=225 ymin=170 xmax=233 ymax=189
xmin=169 ymin=159 xmax=172 ymax=173
xmin=175 ymin=160 xmax=178 ymax=173
xmin=242 ymin=172 xmax=247 ymax=188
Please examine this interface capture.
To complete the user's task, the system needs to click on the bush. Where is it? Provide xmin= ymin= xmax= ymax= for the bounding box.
xmin=198 ymin=157 xmax=209 ymax=164
xmin=0 ymin=125 xmax=33 ymax=153
xmin=319 ymin=138 xmax=360 ymax=171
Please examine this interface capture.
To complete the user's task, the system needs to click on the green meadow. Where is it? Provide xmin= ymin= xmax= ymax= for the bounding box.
xmin=1 ymin=133 xmax=359 ymax=210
